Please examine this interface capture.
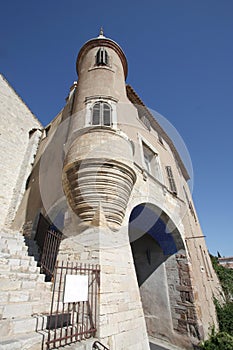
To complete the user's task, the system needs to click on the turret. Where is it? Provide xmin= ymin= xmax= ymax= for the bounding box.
xmin=62 ymin=30 xmax=136 ymax=231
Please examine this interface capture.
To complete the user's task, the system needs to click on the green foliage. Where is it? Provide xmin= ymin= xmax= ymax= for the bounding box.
xmin=199 ymin=256 xmax=233 ymax=349
xmin=200 ymin=329 xmax=233 ymax=350
xmin=210 ymin=255 xmax=233 ymax=301
xmin=214 ymin=298 xmax=233 ymax=335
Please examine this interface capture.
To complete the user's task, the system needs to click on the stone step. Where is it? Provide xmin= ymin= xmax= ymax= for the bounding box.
xmin=1 ymin=255 xmax=38 ymax=266
xmin=0 ymin=271 xmax=46 ymax=284
xmin=0 ymin=248 xmax=28 ymax=257
xmin=0 ymin=275 xmax=52 ymax=292
xmin=0 ymin=264 xmax=41 ymax=275
xmin=0 ymin=233 xmax=25 ymax=241
xmin=0 ymin=288 xmax=52 ymax=305
xmin=1 ymin=252 xmax=37 ymax=261
xmin=1 ymin=300 xmax=51 ymax=319
xmin=0 ymin=257 xmax=39 ymax=273
xmin=0 ymin=314 xmax=48 ymax=339
xmin=0 ymin=239 xmax=26 ymax=250
xmin=0 ymin=331 xmax=44 ymax=350
xmin=0 ymin=241 xmax=28 ymax=250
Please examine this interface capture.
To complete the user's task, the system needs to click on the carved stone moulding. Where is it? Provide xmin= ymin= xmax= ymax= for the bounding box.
xmin=62 ymin=128 xmax=136 ymax=230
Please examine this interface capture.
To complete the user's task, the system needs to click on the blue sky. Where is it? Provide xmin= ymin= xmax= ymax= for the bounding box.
xmin=1 ymin=0 xmax=233 ymax=256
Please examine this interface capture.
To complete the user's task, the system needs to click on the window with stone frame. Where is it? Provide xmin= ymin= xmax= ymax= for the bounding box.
xmin=165 ymin=166 xmax=177 ymax=194
xmin=142 ymin=142 xmax=161 ymax=180
xmin=92 ymin=102 xmax=111 ymax=126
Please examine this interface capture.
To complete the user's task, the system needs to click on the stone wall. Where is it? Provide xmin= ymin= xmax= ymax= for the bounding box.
xmin=0 ymin=74 xmax=42 ymax=229
xmin=56 ymin=219 xmax=150 ymax=350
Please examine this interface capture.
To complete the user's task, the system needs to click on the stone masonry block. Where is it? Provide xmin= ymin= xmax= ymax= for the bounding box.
xmin=3 ymin=303 xmax=32 ymax=318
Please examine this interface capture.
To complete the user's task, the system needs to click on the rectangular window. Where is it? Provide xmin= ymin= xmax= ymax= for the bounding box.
xmin=142 ymin=142 xmax=161 ymax=181
xmin=143 ymin=144 xmax=153 ymax=173
xmin=92 ymin=104 xmax=100 ymax=125
xmin=165 ymin=166 xmax=177 ymax=194
xmin=183 ymin=186 xmax=197 ymax=222
xmin=158 ymin=134 xmax=164 ymax=145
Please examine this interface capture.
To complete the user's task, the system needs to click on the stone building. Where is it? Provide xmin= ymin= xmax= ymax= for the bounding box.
xmin=218 ymin=256 xmax=233 ymax=270
xmin=0 ymin=31 xmax=222 ymax=350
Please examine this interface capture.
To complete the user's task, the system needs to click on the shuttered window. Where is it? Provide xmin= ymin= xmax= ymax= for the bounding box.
xmin=165 ymin=166 xmax=177 ymax=194
xmin=93 ymin=103 xmax=101 ymax=125
xmin=92 ymin=102 xmax=111 ymax=126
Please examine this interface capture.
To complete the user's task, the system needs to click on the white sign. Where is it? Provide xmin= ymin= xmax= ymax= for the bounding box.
xmin=63 ymin=274 xmax=88 ymax=303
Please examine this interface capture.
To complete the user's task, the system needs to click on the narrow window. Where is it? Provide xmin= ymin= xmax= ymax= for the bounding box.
xmin=158 ymin=134 xmax=164 ymax=145
xmin=183 ymin=185 xmax=190 ymax=203
xmin=143 ymin=144 xmax=153 ymax=173
xmin=183 ymin=185 xmax=197 ymax=221
xmin=165 ymin=166 xmax=177 ymax=194
xmin=96 ymin=48 xmax=109 ymax=66
xmin=103 ymin=103 xmax=111 ymax=126
xmin=92 ymin=102 xmax=112 ymax=126
xmin=92 ymin=103 xmax=101 ymax=125
xmin=142 ymin=143 xmax=161 ymax=181
xmin=29 ymin=128 xmax=37 ymax=138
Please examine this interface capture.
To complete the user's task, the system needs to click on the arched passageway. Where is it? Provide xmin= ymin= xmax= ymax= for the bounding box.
xmin=129 ymin=203 xmax=188 ymax=341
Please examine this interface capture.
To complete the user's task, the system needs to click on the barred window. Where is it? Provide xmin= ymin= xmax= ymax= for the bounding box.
xmin=165 ymin=166 xmax=177 ymax=194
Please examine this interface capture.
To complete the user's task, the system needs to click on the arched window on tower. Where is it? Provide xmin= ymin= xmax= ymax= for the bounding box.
xmin=92 ymin=102 xmax=111 ymax=126
xmin=96 ymin=48 xmax=109 ymax=66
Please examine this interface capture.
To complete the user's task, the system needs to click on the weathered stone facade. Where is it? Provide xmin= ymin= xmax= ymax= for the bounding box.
xmin=0 ymin=74 xmax=42 ymax=230
xmin=0 ymin=31 xmax=222 ymax=350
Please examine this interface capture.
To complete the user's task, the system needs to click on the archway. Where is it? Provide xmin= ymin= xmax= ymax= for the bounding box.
xmin=129 ymin=203 xmax=188 ymax=341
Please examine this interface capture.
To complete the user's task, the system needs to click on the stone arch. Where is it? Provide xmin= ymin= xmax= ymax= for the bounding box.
xmin=128 ymin=203 xmax=199 ymax=344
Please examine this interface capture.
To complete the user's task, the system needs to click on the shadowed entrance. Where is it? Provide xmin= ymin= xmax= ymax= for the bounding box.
xmin=129 ymin=203 xmax=187 ymax=341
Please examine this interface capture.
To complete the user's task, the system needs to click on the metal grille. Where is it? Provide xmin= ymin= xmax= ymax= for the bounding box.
xmin=46 ymin=262 xmax=100 ymax=349
xmin=40 ymin=229 xmax=62 ymax=278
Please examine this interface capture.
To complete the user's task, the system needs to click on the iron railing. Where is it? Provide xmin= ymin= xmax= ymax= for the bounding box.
xmin=93 ymin=340 xmax=110 ymax=350
xmin=46 ymin=261 xmax=100 ymax=349
xmin=40 ymin=229 xmax=62 ymax=278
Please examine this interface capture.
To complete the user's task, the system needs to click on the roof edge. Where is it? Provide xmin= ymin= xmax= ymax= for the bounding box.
xmin=126 ymin=84 xmax=190 ymax=181
xmin=0 ymin=73 xmax=43 ymax=127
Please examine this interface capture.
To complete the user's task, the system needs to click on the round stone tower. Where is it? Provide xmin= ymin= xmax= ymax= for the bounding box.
xmin=16 ymin=30 xmax=222 ymax=350
xmin=62 ymin=30 xmax=136 ymax=231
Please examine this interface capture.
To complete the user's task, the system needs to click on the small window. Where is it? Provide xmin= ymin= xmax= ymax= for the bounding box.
xmin=165 ymin=166 xmax=177 ymax=194
xmin=183 ymin=186 xmax=197 ymax=221
xmin=142 ymin=143 xmax=161 ymax=180
xmin=29 ymin=128 xmax=37 ymax=138
xmin=93 ymin=103 xmax=101 ymax=125
xmin=183 ymin=185 xmax=190 ymax=203
xmin=143 ymin=144 xmax=153 ymax=173
xmin=92 ymin=102 xmax=111 ymax=126
xmin=141 ymin=116 xmax=151 ymax=131
xmin=158 ymin=134 xmax=164 ymax=145
xmin=96 ymin=48 xmax=109 ymax=66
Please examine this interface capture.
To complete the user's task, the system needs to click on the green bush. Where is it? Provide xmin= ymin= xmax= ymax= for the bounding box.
xmin=199 ymin=256 xmax=233 ymax=349
xmin=210 ymin=255 xmax=233 ymax=301
xmin=200 ymin=329 xmax=233 ymax=350
xmin=215 ymin=299 xmax=233 ymax=335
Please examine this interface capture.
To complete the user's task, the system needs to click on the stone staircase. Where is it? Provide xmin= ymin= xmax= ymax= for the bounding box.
xmin=0 ymin=228 xmax=53 ymax=350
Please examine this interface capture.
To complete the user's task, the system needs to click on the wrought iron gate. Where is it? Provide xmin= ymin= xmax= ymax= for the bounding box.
xmin=46 ymin=262 xmax=100 ymax=349
xmin=40 ymin=229 xmax=62 ymax=278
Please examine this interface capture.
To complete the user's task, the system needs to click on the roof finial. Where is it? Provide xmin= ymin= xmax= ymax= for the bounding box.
xmin=98 ymin=26 xmax=105 ymax=38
